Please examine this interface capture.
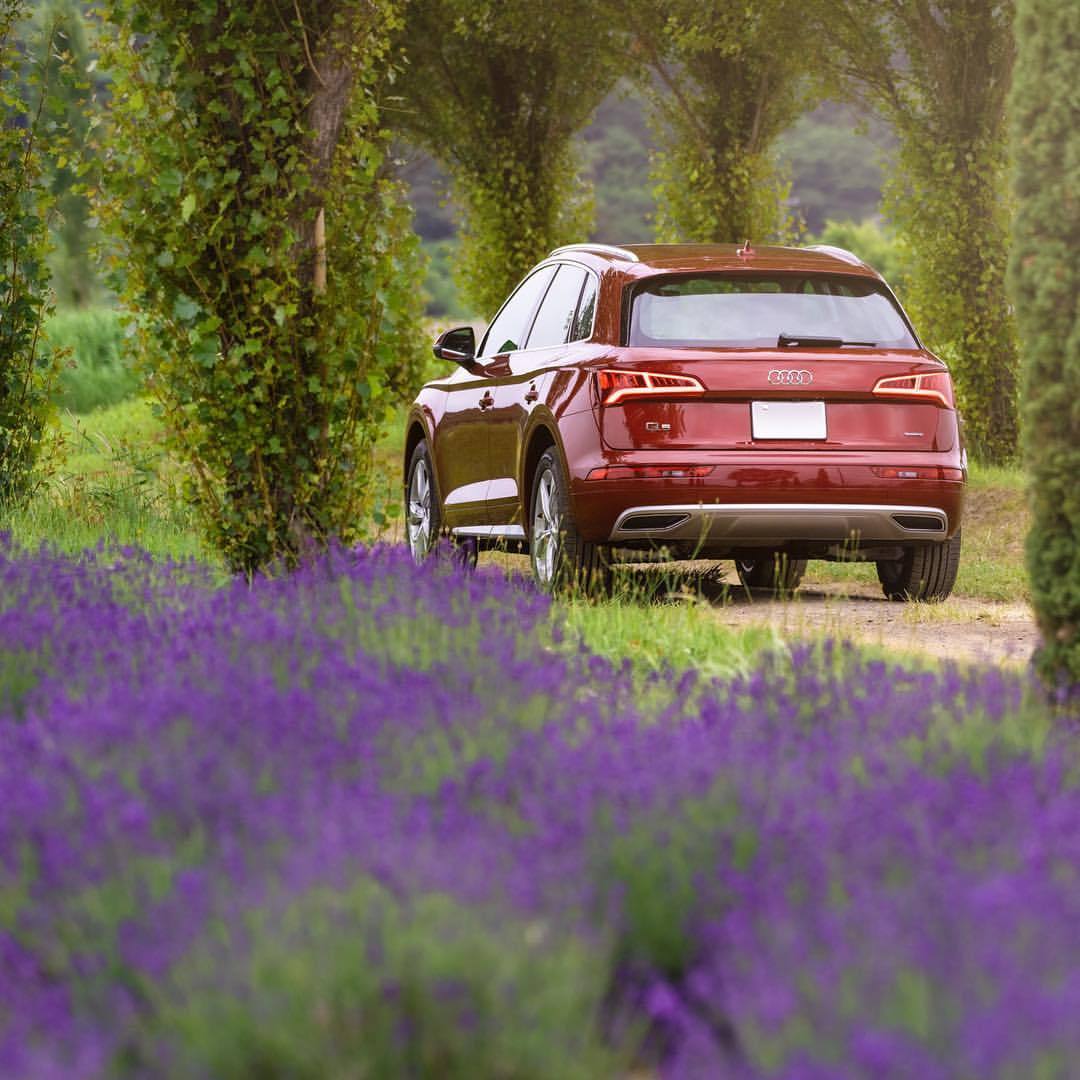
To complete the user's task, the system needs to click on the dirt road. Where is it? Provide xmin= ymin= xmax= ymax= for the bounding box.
xmin=696 ymin=575 xmax=1038 ymax=668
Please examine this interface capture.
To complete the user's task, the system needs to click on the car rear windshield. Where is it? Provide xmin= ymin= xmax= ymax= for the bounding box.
xmin=629 ymin=274 xmax=918 ymax=349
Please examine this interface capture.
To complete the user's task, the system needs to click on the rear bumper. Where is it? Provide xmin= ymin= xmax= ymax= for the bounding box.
xmin=609 ymin=502 xmax=949 ymax=544
xmin=565 ymin=451 xmax=965 ymax=546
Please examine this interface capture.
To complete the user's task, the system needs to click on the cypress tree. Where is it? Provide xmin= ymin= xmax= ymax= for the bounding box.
xmin=1008 ymin=0 xmax=1080 ymax=682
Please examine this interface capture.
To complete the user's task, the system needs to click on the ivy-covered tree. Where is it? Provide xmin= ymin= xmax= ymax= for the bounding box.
xmin=1009 ymin=0 xmax=1080 ymax=683
xmin=395 ymin=0 xmax=624 ymax=315
xmin=619 ymin=0 xmax=820 ymax=244
xmin=95 ymin=1 xmax=426 ymax=572
xmin=1 ymin=0 xmax=58 ymax=509
xmin=826 ymin=1 xmax=1018 ymax=464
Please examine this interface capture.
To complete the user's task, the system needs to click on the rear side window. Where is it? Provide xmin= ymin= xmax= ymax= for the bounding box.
xmin=572 ymin=274 xmax=598 ymax=342
xmin=630 ymin=274 xmax=917 ymax=349
xmin=526 ymin=265 xmax=587 ymax=349
xmin=480 ymin=265 xmax=556 ymax=356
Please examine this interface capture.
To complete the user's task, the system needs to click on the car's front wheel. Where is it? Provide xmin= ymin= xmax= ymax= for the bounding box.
xmin=735 ymin=553 xmax=807 ymax=595
xmin=876 ymin=532 xmax=961 ymax=602
xmin=530 ymin=448 xmax=610 ymax=595
xmin=406 ymin=441 xmax=441 ymax=562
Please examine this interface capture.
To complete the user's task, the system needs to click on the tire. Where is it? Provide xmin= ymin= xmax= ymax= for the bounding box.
xmin=735 ymin=553 xmax=807 ymax=596
xmin=529 ymin=447 xmax=610 ymax=596
xmin=876 ymin=531 xmax=961 ymax=602
xmin=405 ymin=441 xmax=441 ymax=563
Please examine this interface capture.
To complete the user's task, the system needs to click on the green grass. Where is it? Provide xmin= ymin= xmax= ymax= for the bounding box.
xmin=968 ymin=459 xmax=1028 ymax=491
xmin=3 ymin=400 xmax=208 ymax=561
xmin=563 ymin=588 xmax=781 ymax=680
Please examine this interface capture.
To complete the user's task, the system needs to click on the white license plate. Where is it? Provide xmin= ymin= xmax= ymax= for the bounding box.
xmin=751 ymin=400 xmax=827 ymax=440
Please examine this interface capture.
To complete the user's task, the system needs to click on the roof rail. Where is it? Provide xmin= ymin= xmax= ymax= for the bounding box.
xmin=803 ymin=244 xmax=866 ymax=268
xmin=548 ymin=243 xmax=639 ymax=263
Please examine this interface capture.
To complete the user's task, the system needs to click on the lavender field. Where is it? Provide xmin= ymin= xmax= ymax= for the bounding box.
xmin=1 ymin=537 xmax=1078 ymax=1078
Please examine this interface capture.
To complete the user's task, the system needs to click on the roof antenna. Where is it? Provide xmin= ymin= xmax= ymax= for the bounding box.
xmin=737 ymin=239 xmax=754 ymax=258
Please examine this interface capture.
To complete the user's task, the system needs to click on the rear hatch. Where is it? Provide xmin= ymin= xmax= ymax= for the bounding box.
xmin=598 ymin=349 xmax=957 ymax=454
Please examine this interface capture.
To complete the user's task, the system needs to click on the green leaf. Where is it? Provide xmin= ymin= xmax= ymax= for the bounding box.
xmin=181 ymin=193 xmax=197 ymax=222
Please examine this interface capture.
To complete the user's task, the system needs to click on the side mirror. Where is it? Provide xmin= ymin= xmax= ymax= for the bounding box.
xmin=433 ymin=326 xmax=476 ymax=366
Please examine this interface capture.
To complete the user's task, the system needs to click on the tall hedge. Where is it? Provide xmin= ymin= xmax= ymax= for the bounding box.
xmin=1009 ymin=0 xmax=1080 ymax=683
xmin=95 ymin=1 xmax=425 ymax=572
xmin=0 ymin=0 xmax=58 ymax=508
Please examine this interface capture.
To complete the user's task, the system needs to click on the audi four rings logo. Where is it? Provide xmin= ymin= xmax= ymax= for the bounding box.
xmin=768 ymin=369 xmax=813 ymax=385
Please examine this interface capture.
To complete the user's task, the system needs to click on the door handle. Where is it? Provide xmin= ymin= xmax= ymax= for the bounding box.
xmin=524 ymin=386 xmax=539 ymax=403
xmin=479 ymin=393 xmax=495 ymax=410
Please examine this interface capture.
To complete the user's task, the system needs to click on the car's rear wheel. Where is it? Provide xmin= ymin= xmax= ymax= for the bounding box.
xmin=406 ymin=441 xmax=440 ymax=562
xmin=876 ymin=532 xmax=961 ymax=602
xmin=735 ymin=553 xmax=807 ymax=595
xmin=530 ymin=448 xmax=610 ymax=595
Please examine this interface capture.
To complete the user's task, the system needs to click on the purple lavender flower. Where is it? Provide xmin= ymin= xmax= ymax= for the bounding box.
xmin=0 ymin=536 xmax=1076 ymax=1077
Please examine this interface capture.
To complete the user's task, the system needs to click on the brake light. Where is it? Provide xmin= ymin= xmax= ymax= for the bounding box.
xmin=873 ymin=371 xmax=955 ymax=407
xmin=587 ymin=465 xmax=714 ymax=480
xmin=871 ymin=466 xmax=964 ymax=481
xmin=596 ymin=369 xmax=706 ymax=406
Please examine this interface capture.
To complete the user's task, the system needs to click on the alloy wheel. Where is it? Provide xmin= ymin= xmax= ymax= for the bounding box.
xmin=407 ymin=458 xmax=433 ymax=560
xmin=531 ymin=466 xmax=561 ymax=588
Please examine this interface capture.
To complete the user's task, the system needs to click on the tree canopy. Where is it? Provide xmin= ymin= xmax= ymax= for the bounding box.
xmin=619 ymin=0 xmax=821 ymax=244
xmin=395 ymin=0 xmax=624 ymax=315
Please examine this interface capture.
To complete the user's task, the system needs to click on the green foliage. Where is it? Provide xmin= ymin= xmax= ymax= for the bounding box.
xmin=94 ymin=1 xmax=426 ymax=573
xmin=30 ymin=0 xmax=102 ymax=308
xmin=0 ymin=0 xmax=60 ymax=509
xmin=165 ymin=883 xmax=627 ymax=1078
xmin=1008 ymin=0 xmax=1080 ymax=683
xmin=826 ymin=1 xmax=1018 ymax=464
xmin=396 ymin=0 xmax=623 ymax=315
xmin=815 ymin=217 xmax=913 ymax=302
xmin=46 ymin=306 xmax=137 ymax=413
xmin=623 ymin=0 xmax=820 ymax=244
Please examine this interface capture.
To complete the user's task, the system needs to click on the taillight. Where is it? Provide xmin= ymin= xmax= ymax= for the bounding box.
xmin=596 ymin=369 xmax=706 ymax=406
xmin=871 ymin=466 xmax=964 ymax=481
xmin=586 ymin=465 xmax=714 ymax=480
xmin=873 ymin=371 xmax=955 ymax=407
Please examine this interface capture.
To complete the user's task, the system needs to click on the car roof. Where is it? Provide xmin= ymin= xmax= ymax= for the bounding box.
xmin=546 ymin=242 xmax=883 ymax=280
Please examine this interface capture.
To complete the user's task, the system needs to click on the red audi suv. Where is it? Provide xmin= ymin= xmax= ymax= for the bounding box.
xmin=404 ymin=243 xmax=965 ymax=599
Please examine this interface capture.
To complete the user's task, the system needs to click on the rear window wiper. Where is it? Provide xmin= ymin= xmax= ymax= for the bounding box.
xmin=778 ymin=333 xmax=876 ymax=347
